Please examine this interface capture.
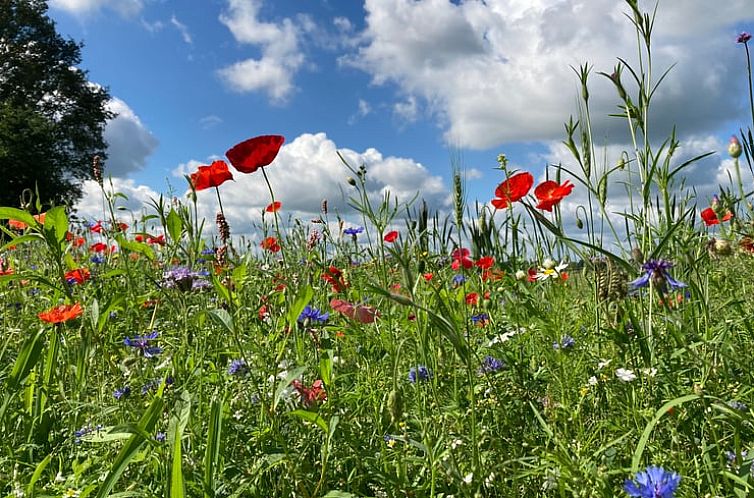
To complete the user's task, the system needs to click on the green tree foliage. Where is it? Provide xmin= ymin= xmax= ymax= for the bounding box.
xmin=0 ymin=0 xmax=112 ymax=209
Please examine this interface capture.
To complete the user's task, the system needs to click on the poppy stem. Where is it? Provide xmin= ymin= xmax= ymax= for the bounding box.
xmin=261 ymin=167 xmax=285 ymax=264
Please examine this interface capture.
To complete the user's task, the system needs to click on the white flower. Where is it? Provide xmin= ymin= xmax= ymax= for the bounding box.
xmin=588 ymin=376 xmax=598 ymax=386
xmin=542 ymin=258 xmax=556 ymax=270
xmin=462 ymin=472 xmax=473 ymax=485
xmin=597 ymin=359 xmax=611 ymax=370
xmin=615 ymin=368 xmax=637 ymax=382
xmin=642 ymin=367 xmax=658 ymax=378
xmin=535 ymin=261 xmax=568 ymax=281
xmin=515 ymin=269 xmax=527 ymax=281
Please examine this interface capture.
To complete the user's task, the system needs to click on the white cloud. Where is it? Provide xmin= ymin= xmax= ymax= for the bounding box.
xmin=344 ymin=0 xmax=754 ymax=149
xmin=393 ymin=95 xmax=419 ymax=123
xmin=174 ymin=132 xmax=451 ymax=236
xmin=103 ymin=98 xmax=158 ymax=177
xmin=50 ymin=0 xmax=143 ymax=17
xmin=348 ymin=99 xmax=372 ymax=124
xmin=199 ymin=115 xmax=223 ymax=129
xmin=217 ymin=0 xmax=305 ymax=102
xmin=75 ymin=178 xmax=160 ymax=223
xmin=170 ymin=15 xmax=193 ymax=44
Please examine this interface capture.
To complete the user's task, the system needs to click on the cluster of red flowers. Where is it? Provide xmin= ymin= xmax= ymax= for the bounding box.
xmin=330 ymin=298 xmax=379 ymax=324
xmin=8 ymin=213 xmax=46 ymax=231
xmin=491 ymin=172 xmax=574 ymax=211
xmin=65 ymin=268 xmax=91 ymax=285
xmin=189 ymin=135 xmax=285 ymax=192
xmin=134 ymin=234 xmax=166 ymax=245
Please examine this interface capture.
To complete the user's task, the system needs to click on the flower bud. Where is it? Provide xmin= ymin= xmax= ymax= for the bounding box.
xmin=346 ymin=176 xmax=357 ymax=186
xmin=729 ymin=136 xmax=742 ymax=159
xmin=515 ymin=270 xmax=527 ymax=281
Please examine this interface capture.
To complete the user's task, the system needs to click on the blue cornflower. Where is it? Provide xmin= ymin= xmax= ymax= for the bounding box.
xmin=162 ymin=266 xmax=209 ymax=291
xmin=624 ymin=466 xmax=680 ymax=498
xmin=343 ymin=226 xmax=364 ymax=236
xmin=123 ymin=331 xmax=162 ymax=358
xmin=90 ymin=255 xmax=105 ymax=264
xmin=408 ymin=365 xmax=431 ymax=383
xmin=553 ymin=335 xmax=575 ymax=350
xmin=298 ymin=305 xmax=329 ymax=324
xmin=479 ymin=355 xmax=506 ymax=374
xmin=629 ymin=259 xmax=686 ymax=292
xmin=227 ymin=359 xmax=249 ymax=377
xmin=155 ymin=432 xmax=167 ymax=442
xmin=471 ymin=313 xmax=489 ymax=326
xmin=201 ymin=248 xmax=216 ymax=255
xmin=114 ymin=386 xmax=131 ymax=400
xmin=452 ymin=274 xmax=466 ymax=285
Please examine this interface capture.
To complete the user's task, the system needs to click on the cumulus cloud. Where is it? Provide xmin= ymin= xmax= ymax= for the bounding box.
xmin=343 ymin=0 xmax=754 ymax=149
xmin=217 ymin=0 xmax=305 ymax=102
xmin=50 ymin=0 xmax=143 ymax=17
xmin=75 ymin=178 xmax=160 ymax=222
xmin=174 ymin=132 xmax=451 ymax=236
xmin=103 ymin=98 xmax=159 ymax=177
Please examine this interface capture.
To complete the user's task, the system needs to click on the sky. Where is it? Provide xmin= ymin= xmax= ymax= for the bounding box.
xmin=47 ymin=0 xmax=754 ymax=241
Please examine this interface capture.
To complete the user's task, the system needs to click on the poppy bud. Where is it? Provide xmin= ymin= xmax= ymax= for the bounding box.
xmin=729 ymin=136 xmax=742 ymax=159
xmin=346 ymin=176 xmax=357 ymax=186
xmin=631 ymin=247 xmax=644 ymax=265
xmin=576 ymin=216 xmax=584 ymax=229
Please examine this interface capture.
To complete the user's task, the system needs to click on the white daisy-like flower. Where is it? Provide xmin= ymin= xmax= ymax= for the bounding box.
xmin=535 ymin=261 xmax=568 ymax=281
xmin=616 ymin=368 xmax=637 ymax=382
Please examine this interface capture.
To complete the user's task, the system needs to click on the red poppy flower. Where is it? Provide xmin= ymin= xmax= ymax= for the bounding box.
xmin=147 ymin=234 xmax=165 ymax=245
xmin=265 ymin=201 xmax=282 ymax=213
xmin=384 ymin=230 xmax=399 ymax=243
xmin=534 ymin=180 xmax=574 ymax=211
xmin=330 ymin=298 xmax=379 ymax=323
xmin=292 ymin=379 xmax=327 ymax=407
xmin=451 ymin=248 xmax=473 ymax=270
xmin=322 ymin=266 xmax=348 ymax=293
xmin=65 ymin=268 xmax=91 ymax=284
xmin=38 ymin=303 xmax=83 ymax=324
xmin=475 ymin=256 xmax=495 ymax=270
xmin=135 ymin=234 xmax=144 ymax=243
xmin=0 ymin=258 xmax=13 ymax=276
xmin=90 ymin=242 xmax=108 ymax=253
xmin=423 ymin=272 xmax=434 ymax=281
xmin=90 ymin=222 xmax=103 ymax=234
xmin=492 ymin=172 xmax=534 ymax=209
xmin=225 ymin=135 xmax=285 ymax=174
xmin=260 ymin=236 xmax=281 ymax=253
xmin=8 ymin=213 xmax=45 ymax=231
xmin=190 ymin=160 xmax=234 ymax=191
xmin=465 ymin=292 xmax=479 ymax=306
xmin=700 ymin=207 xmax=733 ymax=226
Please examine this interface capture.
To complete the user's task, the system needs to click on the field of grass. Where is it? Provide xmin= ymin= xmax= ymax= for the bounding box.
xmin=2 ymin=2 xmax=754 ymax=497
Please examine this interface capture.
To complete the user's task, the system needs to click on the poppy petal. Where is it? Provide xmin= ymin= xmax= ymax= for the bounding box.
xmin=226 ymin=135 xmax=285 ymax=174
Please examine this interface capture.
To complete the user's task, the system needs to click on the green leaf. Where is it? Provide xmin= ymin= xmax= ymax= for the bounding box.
xmin=0 ymin=207 xmax=36 ymax=227
xmin=288 ymin=409 xmax=328 ymax=433
xmin=207 ymin=309 xmax=234 ymax=335
xmin=323 ymin=492 xmax=358 ymax=498
xmin=203 ymin=397 xmax=224 ymax=498
xmin=167 ymin=208 xmax=183 ymax=243
xmin=274 ymin=366 xmax=307 ymax=411
xmin=117 ymin=235 xmax=155 ymax=261
xmin=0 ymin=233 xmax=43 ymax=251
xmin=287 ymin=285 xmax=314 ymax=328
xmin=168 ymin=390 xmax=191 ymax=498
xmin=631 ymin=394 xmax=701 ymax=472
xmin=43 ymin=206 xmax=68 ymax=242
xmin=96 ymin=396 xmax=164 ymax=498
xmin=26 ymin=453 xmax=52 ymax=495
xmin=8 ymin=328 xmax=45 ymax=389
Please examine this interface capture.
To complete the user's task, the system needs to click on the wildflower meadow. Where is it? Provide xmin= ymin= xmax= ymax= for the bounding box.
xmin=4 ymin=2 xmax=754 ymax=497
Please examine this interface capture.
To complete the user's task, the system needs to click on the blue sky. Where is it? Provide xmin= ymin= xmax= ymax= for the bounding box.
xmin=47 ymin=0 xmax=754 ymax=236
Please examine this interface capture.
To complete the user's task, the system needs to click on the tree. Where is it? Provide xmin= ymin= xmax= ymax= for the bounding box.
xmin=0 ymin=0 xmax=112 ymax=210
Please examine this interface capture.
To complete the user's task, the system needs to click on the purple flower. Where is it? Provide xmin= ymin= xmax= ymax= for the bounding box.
xmin=553 ymin=334 xmax=575 ymax=350
xmin=728 ymin=400 xmax=748 ymax=411
xmin=343 ymin=226 xmax=364 ymax=236
xmin=408 ymin=365 xmax=431 ymax=383
xmin=452 ymin=274 xmax=466 ymax=286
xmin=298 ymin=305 xmax=330 ymax=324
xmin=624 ymin=466 xmax=680 ymax=498
xmin=124 ymin=331 xmax=162 ymax=358
xmin=155 ymin=431 xmax=167 ymax=442
xmin=629 ymin=259 xmax=686 ymax=292
xmin=114 ymin=386 xmax=131 ymax=400
xmin=227 ymin=358 xmax=249 ymax=377
xmin=479 ymin=355 xmax=506 ymax=373
xmin=738 ymin=32 xmax=752 ymax=44
xmin=162 ymin=266 xmax=209 ymax=291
